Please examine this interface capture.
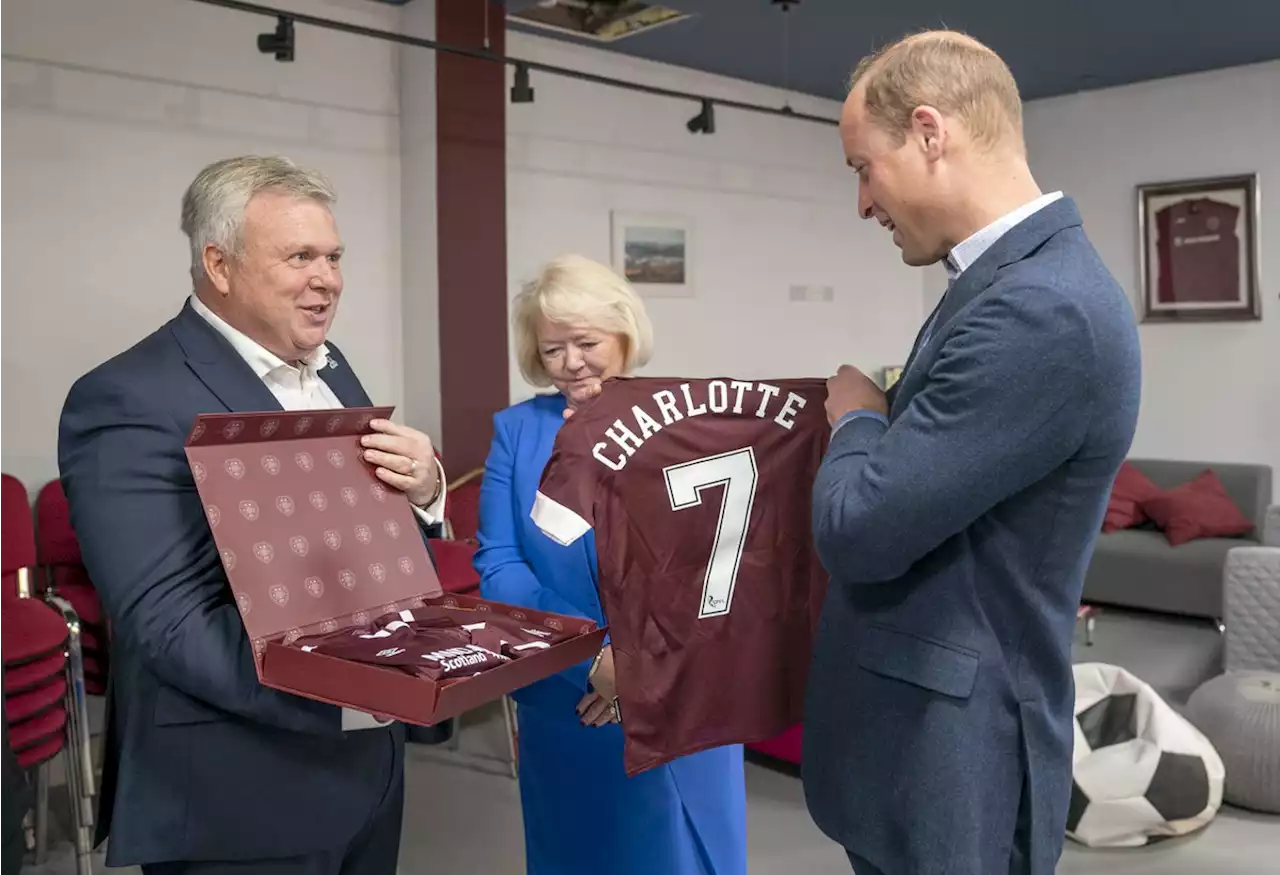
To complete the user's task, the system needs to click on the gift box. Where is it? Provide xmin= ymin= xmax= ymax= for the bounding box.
xmin=185 ymin=407 xmax=605 ymax=725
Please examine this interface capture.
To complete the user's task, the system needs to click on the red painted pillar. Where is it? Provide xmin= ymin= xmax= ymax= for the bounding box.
xmin=436 ymin=0 xmax=508 ymax=479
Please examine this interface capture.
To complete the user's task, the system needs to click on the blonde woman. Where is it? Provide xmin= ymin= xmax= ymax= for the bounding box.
xmin=474 ymin=255 xmax=747 ymax=875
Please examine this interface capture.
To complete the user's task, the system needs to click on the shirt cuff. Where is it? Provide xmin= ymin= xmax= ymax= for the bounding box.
xmin=410 ymin=458 xmax=448 ymax=526
xmin=832 ymin=409 xmax=889 ymax=436
xmin=342 ymin=708 xmax=394 ymax=731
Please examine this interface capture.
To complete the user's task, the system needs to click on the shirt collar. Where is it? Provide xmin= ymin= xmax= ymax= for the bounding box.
xmin=944 ymin=191 xmax=1065 ymax=282
xmin=189 ymin=293 xmax=330 ymax=379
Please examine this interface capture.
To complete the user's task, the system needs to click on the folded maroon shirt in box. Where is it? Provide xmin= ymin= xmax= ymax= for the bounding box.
xmin=371 ymin=607 xmax=570 ymax=658
xmin=464 ymin=614 xmax=575 ymax=658
xmin=294 ymin=619 xmax=509 ymax=680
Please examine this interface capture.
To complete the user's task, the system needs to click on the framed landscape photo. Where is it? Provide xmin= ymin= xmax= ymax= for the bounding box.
xmin=1136 ymin=173 xmax=1261 ymax=322
xmin=610 ymin=212 xmax=693 ymax=298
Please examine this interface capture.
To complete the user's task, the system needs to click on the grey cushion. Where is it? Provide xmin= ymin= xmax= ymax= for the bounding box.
xmin=1224 ymin=547 xmax=1280 ymax=672
xmin=1084 ymin=530 xmax=1250 ymax=619
xmin=1186 ymin=672 xmax=1280 ymax=814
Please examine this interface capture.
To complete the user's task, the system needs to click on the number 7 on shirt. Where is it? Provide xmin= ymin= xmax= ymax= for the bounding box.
xmin=663 ymin=447 xmax=758 ymax=619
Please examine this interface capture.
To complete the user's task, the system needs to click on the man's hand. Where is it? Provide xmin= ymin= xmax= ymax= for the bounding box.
xmin=825 ymin=365 xmax=888 ymax=426
xmin=360 ymin=419 xmax=442 ymax=507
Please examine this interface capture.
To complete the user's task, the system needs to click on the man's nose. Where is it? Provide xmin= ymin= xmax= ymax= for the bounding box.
xmin=858 ymin=184 xmax=875 ymax=220
xmin=310 ymin=258 xmax=339 ymax=288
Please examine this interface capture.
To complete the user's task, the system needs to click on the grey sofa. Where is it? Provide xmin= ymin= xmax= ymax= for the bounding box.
xmin=1082 ymin=459 xmax=1274 ymax=621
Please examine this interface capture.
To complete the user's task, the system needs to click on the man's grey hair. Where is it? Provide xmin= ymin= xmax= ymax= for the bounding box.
xmin=180 ymin=155 xmax=337 ymax=285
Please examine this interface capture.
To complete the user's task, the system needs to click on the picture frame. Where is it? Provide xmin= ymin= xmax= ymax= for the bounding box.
xmin=1136 ymin=173 xmax=1261 ymax=322
xmin=610 ymin=212 xmax=693 ymax=298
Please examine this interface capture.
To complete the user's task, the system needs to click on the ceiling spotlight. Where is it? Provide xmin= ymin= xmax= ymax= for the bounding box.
xmin=687 ymin=99 xmax=715 ymax=134
xmin=511 ymin=63 xmax=535 ymax=104
xmin=257 ymin=15 xmax=295 ymax=62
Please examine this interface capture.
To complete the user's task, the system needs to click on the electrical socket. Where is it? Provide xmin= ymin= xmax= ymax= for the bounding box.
xmin=789 ymin=284 xmax=834 ymax=303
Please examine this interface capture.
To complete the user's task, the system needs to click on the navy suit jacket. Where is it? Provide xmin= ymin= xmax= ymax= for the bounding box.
xmin=58 ymin=301 xmax=426 ymax=867
xmin=803 ymin=198 xmax=1141 ymax=875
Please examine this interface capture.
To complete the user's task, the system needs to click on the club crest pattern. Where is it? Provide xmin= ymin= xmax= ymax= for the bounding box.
xmin=184 ymin=407 xmax=442 ymax=645
xmin=185 ymin=407 xmax=601 ymax=688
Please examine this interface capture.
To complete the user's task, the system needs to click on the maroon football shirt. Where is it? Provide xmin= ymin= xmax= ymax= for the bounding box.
xmin=1155 ymin=197 xmax=1241 ymax=304
xmin=531 ymin=376 xmax=830 ymax=775
xmin=294 ymin=619 xmax=508 ymax=679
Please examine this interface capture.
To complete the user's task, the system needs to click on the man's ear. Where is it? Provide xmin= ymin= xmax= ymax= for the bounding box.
xmin=911 ymin=106 xmax=945 ymax=160
xmin=203 ymin=244 xmax=232 ymax=295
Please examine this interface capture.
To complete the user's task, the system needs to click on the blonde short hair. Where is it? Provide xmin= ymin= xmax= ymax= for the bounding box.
xmin=848 ymin=30 xmax=1024 ymax=153
xmin=512 ymin=254 xmax=654 ymax=388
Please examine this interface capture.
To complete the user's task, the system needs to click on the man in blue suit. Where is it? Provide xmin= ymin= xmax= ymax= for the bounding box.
xmin=58 ymin=156 xmax=449 ymax=874
xmin=804 ymin=32 xmax=1141 ymax=875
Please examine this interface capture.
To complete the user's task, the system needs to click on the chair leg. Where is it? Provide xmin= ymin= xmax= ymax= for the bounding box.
xmin=34 ymin=760 xmax=50 ymax=864
xmin=45 ymin=594 xmax=97 ymax=872
xmin=446 ymin=712 xmax=463 ymax=752
xmin=501 ymin=695 xmax=519 ymax=780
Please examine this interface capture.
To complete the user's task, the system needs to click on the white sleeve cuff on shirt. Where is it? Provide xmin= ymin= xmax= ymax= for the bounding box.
xmin=410 ymin=458 xmax=448 ymax=526
xmin=530 ymin=491 xmax=591 ymax=546
xmin=342 ymin=707 xmax=394 ymax=731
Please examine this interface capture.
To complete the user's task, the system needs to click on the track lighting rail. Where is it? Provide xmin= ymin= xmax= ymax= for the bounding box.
xmin=186 ymin=0 xmax=839 ymax=130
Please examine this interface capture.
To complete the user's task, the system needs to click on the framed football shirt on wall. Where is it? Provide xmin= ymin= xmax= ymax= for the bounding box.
xmin=1137 ymin=173 xmax=1261 ymax=322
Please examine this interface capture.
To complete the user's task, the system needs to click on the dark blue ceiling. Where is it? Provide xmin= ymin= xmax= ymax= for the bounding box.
xmin=503 ymin=0 xmax=1280 ymax=102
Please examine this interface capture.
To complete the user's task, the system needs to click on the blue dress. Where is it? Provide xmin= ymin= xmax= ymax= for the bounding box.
xmin=475 ymin=393 xmax=747 ymax=875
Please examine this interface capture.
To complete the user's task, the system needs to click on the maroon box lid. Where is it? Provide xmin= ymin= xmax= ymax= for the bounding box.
xmin=185 ymin=407 xmax=444 ymax=646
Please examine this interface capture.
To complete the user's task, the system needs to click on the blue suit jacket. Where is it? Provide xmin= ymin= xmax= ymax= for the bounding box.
xmin=475 ymin=395 xmax=747 ymax=875
xmin=803 ymin=198 xmax=1141 ymax=875
xmin=58 ymin=301 xmax=421 ymax=867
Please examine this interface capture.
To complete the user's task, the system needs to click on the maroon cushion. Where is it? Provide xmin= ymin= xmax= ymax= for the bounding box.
xmin=4 ymin=675 xmax=66 ymax=722
xmin=1 ymin=597 xmax=69 ymax=665
xmin=48 ymin=572 xmax=103 ymax=626
xmin=16 ymin=732 xmax=64 ymax=769
xmin=3 ymin=650 xmax=65 ymax=695
xmin=1 ymin=475 xmax=36 ymax=575
xmin=77 ymin=626 xmax=105 ymax=651
xmin=1142 ymin=469 xmax=1256 ymax=546
xmin=9 ymin=705 xmax=66 ymax=750
xmin=430 ymin=539 xmax=481 ymax=594
xmin=35 ymin=479 xmax=82 ymax=566
xmin=1103 ymin=462 xmax=1163 ymax=532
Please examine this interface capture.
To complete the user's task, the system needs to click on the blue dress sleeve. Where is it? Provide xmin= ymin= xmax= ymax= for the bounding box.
xmin=474 ymin=413 xmax=596 ymax=691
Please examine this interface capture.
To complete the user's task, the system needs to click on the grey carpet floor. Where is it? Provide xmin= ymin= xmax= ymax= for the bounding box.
xmin=21 ymin=608 xmax=1280 ymax=874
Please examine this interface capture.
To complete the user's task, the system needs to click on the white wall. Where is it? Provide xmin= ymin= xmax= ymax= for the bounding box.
xmin=503 ymin=33 xmax=923 ymax=404
xmin=1022 ymin=61 xmax=1280 ymax=481
xmin=1 ymin=0 xmax=411 ymax=492
xmin=398 ymin=0 xmax=441 ymax=440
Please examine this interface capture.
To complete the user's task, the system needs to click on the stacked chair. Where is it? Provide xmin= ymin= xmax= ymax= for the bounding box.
xmin=1 ymin=474 xmax=96 ymax=874
xmin=427 ymin=467 xmax=519 ymax=775
xmin=36 ymin=482 xmax=110 ymax=696
xmin=442 ymin=466 xmax=483 ymax=546
xmin=432 ymin=465 xmax=484 ymax=596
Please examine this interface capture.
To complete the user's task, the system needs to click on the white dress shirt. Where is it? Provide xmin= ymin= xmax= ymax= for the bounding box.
xmin=832 ymin=191 xmax=1066 ymax=438
xmin=944 ymin=191 xmax=1064 ymax=281
xmin=191 ymin=294 xmax=445 ymax=731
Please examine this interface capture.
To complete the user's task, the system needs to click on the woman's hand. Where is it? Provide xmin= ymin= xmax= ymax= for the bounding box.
xmin=576 ymin=644 xmax=619 ymax=726
xmin=562 ymin=381 xmax=602 ymax=419
xmin=576 ymin=692 xmax=618 ymax=727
